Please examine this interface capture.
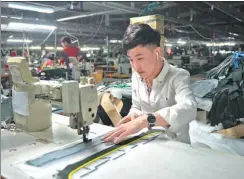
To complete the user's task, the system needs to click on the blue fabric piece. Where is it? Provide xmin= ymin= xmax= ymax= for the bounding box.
xmin=233 ymin=52 xmax=244 ymax=69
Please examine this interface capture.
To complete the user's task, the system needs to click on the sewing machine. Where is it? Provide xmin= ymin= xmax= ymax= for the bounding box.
xmin=7 ymin=57 xmax=52 ymax=132
xmin=7 ymin=57 xmax=98 ymax=141
xmin=69 ymin=57 xmax=94 ymax=80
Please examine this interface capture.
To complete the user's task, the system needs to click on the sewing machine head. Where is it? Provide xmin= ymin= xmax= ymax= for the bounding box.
xmin=7 ymin=57 xmax=39 ymax=85
xmin=62 ymin=81 xmax=98 ymax=142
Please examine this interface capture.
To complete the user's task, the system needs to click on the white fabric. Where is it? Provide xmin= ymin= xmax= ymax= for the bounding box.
xmin=12 ymin=89 xmax=29 ymax=116
xmin=190 ymin=120 xmax=244 ymax=156
xmin=129 ymin=59 xmax=197 ymax=143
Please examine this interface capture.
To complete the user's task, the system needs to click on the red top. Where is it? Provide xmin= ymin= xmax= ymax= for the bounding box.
xmin=24 ymin=51 xmax=28 ymax=57
xmin=63 ymin=46 xmax=79 ymax=57
xmin=58 ymin=58 xmax=65 ymax=65
xmin=10 ymin=50 xmax=17 ymax=57
xmin=4 ymin=64 xmax=9 ymax=70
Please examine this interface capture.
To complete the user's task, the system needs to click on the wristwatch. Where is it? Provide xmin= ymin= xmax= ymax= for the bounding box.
xmin=147 ymin=113 xmax=156 ymax=129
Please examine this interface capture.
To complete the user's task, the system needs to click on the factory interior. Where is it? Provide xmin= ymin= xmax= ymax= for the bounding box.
xmin=1 ymin=1 xmax=244 ymax=179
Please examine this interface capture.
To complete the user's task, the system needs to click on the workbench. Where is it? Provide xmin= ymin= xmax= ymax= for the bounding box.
xmin=1 ymin=114 xmax=244 ymax=179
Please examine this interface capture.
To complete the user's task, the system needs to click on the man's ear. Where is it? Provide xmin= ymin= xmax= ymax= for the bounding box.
xmin=154 ymin=47 xmax=162 ymax=58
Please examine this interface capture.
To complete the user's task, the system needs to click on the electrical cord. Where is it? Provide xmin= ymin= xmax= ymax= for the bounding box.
xmin=39 ymin=28 xmax=56 ymax=46
xmin=172 ymin=23 xmax=212 ymax=40
xmin=64 ymin=30 xmax=80 ymax=47
xmin=10 ymin=8 xmax=56 ymax=48
xmin=189 ymin=25 xmax=212 ymax=40
xmin=83 ymin=15 xmax=105 ymax=43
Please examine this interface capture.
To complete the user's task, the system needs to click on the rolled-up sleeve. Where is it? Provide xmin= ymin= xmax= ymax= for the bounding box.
xmin=157 ymin=70 xmax=197 ymax=132
xmin=128 ymin=75 xmax=143 ymax=116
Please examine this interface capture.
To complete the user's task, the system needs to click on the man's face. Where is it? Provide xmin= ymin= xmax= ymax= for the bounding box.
xmin=127 ymin=45 xmax=160 ymax=79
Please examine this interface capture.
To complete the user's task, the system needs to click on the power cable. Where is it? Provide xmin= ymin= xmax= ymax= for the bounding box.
xmin=83 ymin=15 xmax=105 ymax=43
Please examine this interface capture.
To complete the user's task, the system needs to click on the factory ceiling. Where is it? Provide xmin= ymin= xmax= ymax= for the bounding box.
xmin=1 ymin=1 xmax=244 ymax=46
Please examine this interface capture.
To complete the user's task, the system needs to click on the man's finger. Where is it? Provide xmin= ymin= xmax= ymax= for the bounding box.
xmin=117 ymin=116 xmax=130 ymax=126
xmin=114 ymin=130 xmax=131 ymax=144
xmin=102 ymin=124 xmax=124 ymax=140
xmin=104 ymin=128 xmax=126 ymax=143
xmin=101 ymin=129 xmax=118 ymax=140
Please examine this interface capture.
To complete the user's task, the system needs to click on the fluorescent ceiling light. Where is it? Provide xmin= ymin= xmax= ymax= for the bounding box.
xmin=44 ymin=47 xmax=63 ymax=51
xmin=80 ymin=47 xmax=100 ymax=51
xmin=229 ymin=32 xmax=239 ymax=36
xmin=8 ymin=2 xmax=54 ymax=14
xmin=177 ymin=40 xmax=186 ymax=45
xmin=228 ymin=37 xmax=235 ymax=40
xmin=110 ymin=40 xmax=122 ymax=43
xmin=57 ymin=47 xmax=63 ymax=51
xmin=1 ymin=24 xmax=8 ymax=30
xmin=1 ymin=15 xmax=22 ymax=19
xmin=7 ymin=22 xmax=56 ymax=32
xmin=45 ymin=47 xmax=54 ymax=50
xmin=7 ymin=39 xmax=33 ymax=43
xmin=224 ymin=42 xmax=235 ymax=46
xmin=206 ymin=42 xmax=235 ymax=47
xmin=165 ymin=43 xmax=172 ymax=47
xmin=30 ymin=46 xmax=41 ymax=50
xmin=10 ymin=16 xmax=22 ymax=20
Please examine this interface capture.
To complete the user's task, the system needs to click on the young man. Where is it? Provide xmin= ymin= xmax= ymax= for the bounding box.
xmin=103 ymin=24 xmax=197 ymax=144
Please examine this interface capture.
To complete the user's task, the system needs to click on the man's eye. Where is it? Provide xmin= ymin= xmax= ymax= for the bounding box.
xmin=138 ymin=58 xmax=143 ymax=61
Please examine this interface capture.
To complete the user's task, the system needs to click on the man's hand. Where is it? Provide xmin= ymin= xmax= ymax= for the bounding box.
xmin=116 ymin=113 xmax=138 ymax=126
xmin=103 ymin=115 xmax=148 ymax=144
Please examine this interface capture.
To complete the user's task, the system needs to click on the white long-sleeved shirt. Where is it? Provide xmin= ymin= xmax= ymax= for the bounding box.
xmin=129 ymin=59 xmax=197 ymax=143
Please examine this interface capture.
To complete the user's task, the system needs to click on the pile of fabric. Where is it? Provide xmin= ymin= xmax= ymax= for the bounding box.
xmin=206 ymin=52 xmax=244 ymax=129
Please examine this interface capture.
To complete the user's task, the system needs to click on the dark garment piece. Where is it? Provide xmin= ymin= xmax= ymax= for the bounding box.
xmin=208 ymin=84 xmax=244 ymax=129
xmin=57 ymin=131 xmax=161 ymax=179
xmin=38 ymin=68 xmax=72 ymax=80
xmin=26 ymin=137 xmax=103 ymax=167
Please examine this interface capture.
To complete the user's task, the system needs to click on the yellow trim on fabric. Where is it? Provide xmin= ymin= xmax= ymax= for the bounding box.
xmin=68 ymin=132 xmax=160 ymax=179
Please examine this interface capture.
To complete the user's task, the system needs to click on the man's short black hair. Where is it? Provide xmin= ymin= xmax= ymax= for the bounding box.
xmin=122 ymin=24 xmax=161 ymax=54
xmin=61 ymin=36 xmax=71 ymax=44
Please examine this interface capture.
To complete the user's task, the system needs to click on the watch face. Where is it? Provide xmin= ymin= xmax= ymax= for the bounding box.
xmin=148 ymin=115 xmax=156 ymax=123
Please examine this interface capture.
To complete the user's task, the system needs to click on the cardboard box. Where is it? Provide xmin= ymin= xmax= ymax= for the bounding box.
xmin=130 ymin=14 xmax=164 ymax=34
xmin=217 ymin=125 xmax=244 ymax=139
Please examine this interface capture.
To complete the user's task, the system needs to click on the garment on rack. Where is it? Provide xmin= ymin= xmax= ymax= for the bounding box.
xmin=207 ymin=52 xmax=244 ymax=128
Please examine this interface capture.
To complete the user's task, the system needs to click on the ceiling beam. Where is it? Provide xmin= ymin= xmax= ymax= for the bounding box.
xmin=1 ymin=17 xmax=124 ymax=36
xmin=174 ymin=2 xmax=244 ymax=38
xmin=203 ymin=2 xmax=244 ymax=26
xmin=87 ymin=2 xmax=141 ymax=14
